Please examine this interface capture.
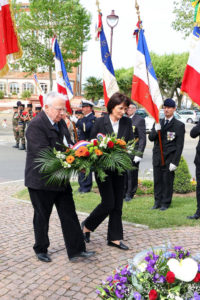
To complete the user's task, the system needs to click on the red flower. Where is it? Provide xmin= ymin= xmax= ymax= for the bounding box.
xmin=85 ymin=151 xmax=90 ymax=157
xmin=166 ymin=271 xmax=175 ymax=283
xmin=107 ymin=141 xmax=114 ymax=148
xmin=93 ymin=139 xmax=98 ymax=146
xmin=193 ymin=272 xmax=200 ymax=282
xmin=149 ymin=289 xmax=158 ymax=300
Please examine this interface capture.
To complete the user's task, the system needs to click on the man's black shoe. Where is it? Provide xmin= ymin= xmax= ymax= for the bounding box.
xmin=151 ymin=205 xmax=160 ymax=210
xmin=81 ymin=220 xmax=90 ymax=243
xmin=69 ymin=251 xmax=95 ymax=262
xmin=107 ymin=241 xmax=129 ymax=250
xmin=36 ymin=253 xmax=51 ymax=262
xmin=13 ymin=143 xmax=19 ymax=148
xmin=160 ymin=206 xmax=168 ymax=211
xmin=187 ymin=213 xmax=200 ymax=220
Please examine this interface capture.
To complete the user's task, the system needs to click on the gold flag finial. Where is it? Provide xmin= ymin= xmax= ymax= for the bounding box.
xmin=135 ymin=0 xmax=141 ymax=22
xmin=96 ymin=0 xmax=101 ymax=13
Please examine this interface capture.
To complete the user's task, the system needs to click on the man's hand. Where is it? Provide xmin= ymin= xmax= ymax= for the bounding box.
xmin=155 ymin=123 xmax=161 ymax=131
xmin=133 ymin=156 xmax=142 ymax=163
xmin=169 ymin=163 xmax=177 ymax=172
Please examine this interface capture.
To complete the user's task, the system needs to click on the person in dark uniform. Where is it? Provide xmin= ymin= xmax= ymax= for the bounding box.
xmin=12 ymin=106 xmax=20 ymax=148
xmin=149 ymin=98 xmax=185 ymax=211
xmin=187 ymin=121 xmax=200 ymax=219
xmin=25 ymin=91 xmax=95 ymax=262
xmin=76 ymin=100 xmax=96 ymax=193
xmin=124 ymin=103 xmax=146 ymax=202
xmin=81 ymin=92 xmax=134 ymax=250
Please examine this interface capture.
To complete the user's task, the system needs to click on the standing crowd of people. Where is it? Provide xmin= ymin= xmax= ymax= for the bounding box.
xmin=22 ymin=91 xmax=198 ymax=263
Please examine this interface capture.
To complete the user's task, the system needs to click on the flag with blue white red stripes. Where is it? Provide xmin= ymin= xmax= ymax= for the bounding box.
xmin=131 ymin=25 xmax=162 ymax=123
xmin=52 ymin=37 xmax=73 ymax=114
xmin=97 ymin=13 xmax=119 ymax=106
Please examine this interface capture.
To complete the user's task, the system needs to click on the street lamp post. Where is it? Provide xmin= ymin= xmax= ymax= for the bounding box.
xmin=106 ymin=10 xmax=119 ymax=58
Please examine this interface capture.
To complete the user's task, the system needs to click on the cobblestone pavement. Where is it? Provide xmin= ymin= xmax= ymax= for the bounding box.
xmin=0 ymin=181 xmax=200 ymax=300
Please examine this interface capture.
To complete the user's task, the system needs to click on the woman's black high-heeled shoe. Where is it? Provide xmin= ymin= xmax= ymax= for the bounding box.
xmin=81 ymin=221 xmax=90 ymax=243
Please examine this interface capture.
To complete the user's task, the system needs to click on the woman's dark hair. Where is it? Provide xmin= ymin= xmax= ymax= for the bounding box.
xmin=107 ymin=92 xmax=131 ymax=114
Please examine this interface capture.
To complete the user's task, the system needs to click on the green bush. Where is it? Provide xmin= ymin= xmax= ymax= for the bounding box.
xmin=136 ymin=179 xmax=154 ymax=195
xmin=174 ymin=156 xmax=195 ymax=193
xmin=0 ymin=91 xmax=4 ymax=99
xmin=21 ymin=90 xmax=31 ymax=99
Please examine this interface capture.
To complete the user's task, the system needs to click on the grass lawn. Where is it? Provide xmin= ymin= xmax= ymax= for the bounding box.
xmin=14 ymin=182 xmax=200 ymax=229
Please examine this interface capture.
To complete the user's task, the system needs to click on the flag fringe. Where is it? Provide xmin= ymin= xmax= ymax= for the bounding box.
xmin=0 ymin=63 xmax=9 ymax=77
xmin=9 ymin=0 xmax=23 ymax=60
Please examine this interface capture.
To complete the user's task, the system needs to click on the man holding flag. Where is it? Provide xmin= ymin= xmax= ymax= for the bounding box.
xmin=131 ymin=6 xmax=185 ymax=211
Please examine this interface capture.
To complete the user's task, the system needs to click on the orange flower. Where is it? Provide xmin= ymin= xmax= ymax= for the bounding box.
xmin=116 ymin=139 xmax=126 ymax=146
xmin=75 ymin=146 xmax=89 ymax=157
xmin=65 ymin=148 xmax=70 ymax=153
xmin=95 ymin=149 xmax=103 ymax=156
xmin=66 ymin=155 xmax=75 ymax=164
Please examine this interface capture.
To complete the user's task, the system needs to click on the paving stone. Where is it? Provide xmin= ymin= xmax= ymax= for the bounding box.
xmin=1 ymin=181 xmax=200 ymax=299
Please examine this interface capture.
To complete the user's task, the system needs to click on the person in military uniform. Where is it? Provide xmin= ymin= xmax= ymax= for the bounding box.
xmin=187 ymin=121 xmax=200 ymax=220
xmin=24 ymin=103 xmax=35 ymax=129
xmin=76 ymin=100 xmax=96 ymax=193
xmin=12 ymin=106 xmax=20 ymax=148
xmin=35 ymin=105 xmax=42 ymax=115
xmin=124 ymin=103 xmax=146 ymax=202
xmin=18 ymin=103 xmax=26 ymax=150
xmin=149 ymin=98 xmax=185 ymax=211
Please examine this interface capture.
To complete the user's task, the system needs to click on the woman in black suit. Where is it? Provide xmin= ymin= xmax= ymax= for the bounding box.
xmin=82 ymin=93 xmax=134 ymax=250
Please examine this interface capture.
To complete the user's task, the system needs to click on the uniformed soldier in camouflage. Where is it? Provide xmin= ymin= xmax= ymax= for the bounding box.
xmin=24 ymin=103 xmax=35 ymax=129
xmin=18 ymin=103 xmax=26 ymax=150
xmin=12 ymin=106 xmax=20 ymax=148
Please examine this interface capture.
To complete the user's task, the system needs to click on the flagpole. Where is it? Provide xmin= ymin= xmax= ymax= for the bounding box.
xmin=134 ymin=0 xmax=164 ymax=166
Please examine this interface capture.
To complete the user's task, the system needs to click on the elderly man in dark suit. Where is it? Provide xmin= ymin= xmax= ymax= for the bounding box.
xmin=187 ymin=121 xmax=200 ymax=220
xmin=25 ymin=91 xmax=95 ymax=262
xmin=124 ymin=103 xmax=146 ymax=202
xmin=149 ymin=98 xmax=185 ymax=211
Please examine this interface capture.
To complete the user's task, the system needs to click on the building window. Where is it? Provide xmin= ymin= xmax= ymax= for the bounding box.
xmin=22 ymin=82 xmax=34 ymax=93
xmin=40 ymin=83 xmax=48 ymax=93
xmin=10 ymin=82 xmax=19 ymax=94
xmin=0 ymin=82 xmax=6 ymax=92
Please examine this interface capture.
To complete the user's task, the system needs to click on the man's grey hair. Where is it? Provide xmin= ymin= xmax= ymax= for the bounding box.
xmin=45 ymin=91 xmax=67 ymax=106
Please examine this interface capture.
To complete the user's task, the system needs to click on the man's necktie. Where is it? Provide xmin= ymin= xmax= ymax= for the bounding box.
xmin=164 ymin=120 xmax=169 ymax=127
xmin=53 ymin=123 xmax=59 ymax=132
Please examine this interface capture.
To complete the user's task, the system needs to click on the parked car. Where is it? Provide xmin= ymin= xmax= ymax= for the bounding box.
xmin=135 ymin=108 xmax=148 ymax=118
xmin=159 ymin=109 xmax=186 ymax=124
xmin=97 ymin=99 xmax=105 ymax=107
xmin=177 ymin=109 xmax=198 ymax=123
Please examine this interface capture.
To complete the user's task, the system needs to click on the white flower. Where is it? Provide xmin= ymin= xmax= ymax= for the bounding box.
xmin=167 ymin=257 xmax=198 ymax=282
xmin=137 ymin=262 xmax=147 ymax=272
xmin=99 ymin=142 xmax=107 ymax=149
xmin=62 ymin=161 xmax=71 ymax=169
xmin=56 ymin=151 xmax=66 ymax=160
xmin=175 ymin=297 xmax=183 ymax=300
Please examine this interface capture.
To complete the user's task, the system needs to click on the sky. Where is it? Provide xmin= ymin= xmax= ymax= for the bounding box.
xmin=80 ymin=0 xmax=190 ymax=84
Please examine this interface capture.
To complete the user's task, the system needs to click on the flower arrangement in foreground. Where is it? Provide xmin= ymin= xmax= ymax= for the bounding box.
xmin=35 ymin=133 xmax=138 ymax=186
xmin=96 ymin=246 xmax=200 ymax=300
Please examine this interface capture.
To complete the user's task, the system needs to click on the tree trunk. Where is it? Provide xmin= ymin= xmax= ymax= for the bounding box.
xmin=49 ymin=65 xmax=53 ymax=90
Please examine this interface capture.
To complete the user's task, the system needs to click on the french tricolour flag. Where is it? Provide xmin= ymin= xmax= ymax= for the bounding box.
xmin=181 ymin=26 xmax=200 ymax=106
xmin=52 ymin=38 xmax=73 ymax=114
xmin=98 ymin=13 xmax=119 ymax=106
xmin=33 ymin=74 xmax=44 ymax=107
xmin=131 ymin=26 xmax=162 ymax=123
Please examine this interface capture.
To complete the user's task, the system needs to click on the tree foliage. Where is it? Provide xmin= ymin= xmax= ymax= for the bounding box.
xmin=12 ymin=0 xmax=91 ymax=88
xmin=172 ymin=0 xmax=194 ymax=37
xmin=115 ymin=68 xmax=133 ymax=96
xmin=83 ymin=76 xmax=103 ymax=101
xmin=151 ymin=52 xmax=189 ymax=107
